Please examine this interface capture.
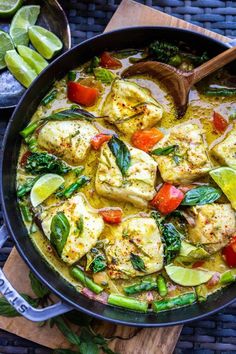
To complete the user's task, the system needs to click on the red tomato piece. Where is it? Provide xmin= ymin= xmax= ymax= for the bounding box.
xmin=222 ymin=235 xmax=236 ymax=268
xmin=20 ymin=151 xmax=31 ymax=167
xmin=213 ymin=111 xmax=228 ymax=133
xmin=206 ymin=273 xmax=220 ymax=289
xmin=131 ymin=127 xmax=164 ymax=152
xmin=99 ymin=209 xmax=122 ymax=224
xmin=67 ymin=82 xmax=99 ymax=107
xmin=150 ymin=183 xmax=185 ymax=215
xmin=91 ymin=133 xmax=112 ymax=150
xmin=100 ymin=52 xmax=122 ymax=69
xmin=192 ymin=260 xmax=205 ymax=268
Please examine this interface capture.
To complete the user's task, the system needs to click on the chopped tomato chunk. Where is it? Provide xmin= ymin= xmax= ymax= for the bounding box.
xmin=222 ymin=235 xmax=236 ymax=267
xmin=67 ymin=81 xmax=99 ymax=107
xmin=192 ymin=260 xmax=205 ymax=268
xmin=206 ymin=273 xmax=220 ymax=289
xmin=20 ymin=151 xmax=31 ymax=167
xmin=150 ymin=183 xmax=185 ymax=215
xmin=100 ymin=52 xmax=122 ymax=69
xmin=99 ymin=209 xmax=122 ymax=224
xmin=213 ymin=111 xmax=228 ymax=133
xmin=91 ymin=133 xmax=112 ymax=150
xmin=131 ymin=127 xmax=164 ymax=152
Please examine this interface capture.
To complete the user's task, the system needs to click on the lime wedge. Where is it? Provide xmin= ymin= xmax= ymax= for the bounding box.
xmin=209 ymin=167 xmax=236 ymax=210
xmin=179 ymin=241 xmax=209 ymax=261
xmin=0 ymin=0 xmax=23 ymax=18
xmin=165 ymin=264 xmax=213 ymax=286
xmin=5 ymin=49 xmax=37 ymax=88
xmin=30 ymin=173 xmax=64 ymax=207
xmin=10 ymin=5 xmax=40 ymax=46
xmin=0 ymin=30 xmax=14 ymax=69
xmin=17 ymin=45 xmax=48 ymax=74
xmin=29 ymin=25 xmax=63 ymax=60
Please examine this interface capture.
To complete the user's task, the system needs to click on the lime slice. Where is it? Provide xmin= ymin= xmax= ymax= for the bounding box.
xmin=17 ymin=45 xmax=48 ymax=74
xmin=29 ymin=25 xmax=63 ymax=60
xmin=30 ymin=173 xmax=64 ymax=207
xmin=0 ymin=0 xmax=23 ymax=18
xmin=0 ymin=30 xmax=14 ymax=69
xmin=5 ymin=49 xmax=37 ymax=88
xmin=10 ymin=5 xmax=40 ymax=46
xmin=209 ymin=167 xmax=236 ymax=210
xmin=165 ymin=264 xmax=213 ymax=286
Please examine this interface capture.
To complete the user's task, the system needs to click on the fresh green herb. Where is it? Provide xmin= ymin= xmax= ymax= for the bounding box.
xmin=130 ymin=253 xmax=146 ymax=272
xmin=19 ymin=203 xmax=32 ymax=223
xmin=93 ymin=67 xmax=116 ymax=84
xmin=204 ymin=88 xmax=236 ymax=97
xmin=86 ymin=56 xmax=100 ymax=73
xmin=156 ymin=275 xmax=168 ymax=297
xmin=50 ymin=212 xmax=70 ymax=256
xmin=169 ymin=54 xmax=182 ymax=67
xmin=25 ymin=153 xmax=71 ymax=175
xmin=148 ymin=40 xmax=179 ymax=64
xmin=182 ymin=51 xmax=208 ymax=66
xmin=67 ymin=71 xmax=76 ymax=81
xmin=73 ymin=166 xmax=84 ymax=177
xmin=181 ymin=186 xmax=222 ymax=206
xmin=58 ymin=175 xmax=90 ymax=199
xmin=90 ymin=255 xmax=107 ymax=273
xmin=17 ymin=176 xmax=39 ymax=198
xmin=70 ymin=266 xmax=103 ymax=294
xmin=29 ymin=271 xmax=50 ymax=298
xmin=108 ymin=294 xmax=148 ymax=312
xmin=75 ymin=216 xmax=84 ymax=235
xmin=124 ymin=278 xmax=157 ymax=295
xmin=108 ymin=136 xmax=131 ymax=176
xmin=41 ymin=89 xmax=57 ymax=106
xmin=151 ymin=145 xmax=178 ymax=156
xmin=20 ymin=121 xmax=40 ymax=138
xmin=153 ymin=292 xmax=196 ymax=312
xmin=44 ymin=108 xmax=96 ymax=122
xmin=113 ymin=49 xmax=140 ymax=59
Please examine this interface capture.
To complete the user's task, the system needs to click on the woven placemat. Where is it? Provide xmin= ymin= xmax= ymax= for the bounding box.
xmin=1 ymin=1 xmax=236 ymax=353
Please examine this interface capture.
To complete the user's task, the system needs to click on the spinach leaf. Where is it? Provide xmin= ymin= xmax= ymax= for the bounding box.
xmin=152 ymin=145 xmax=178 ymax=156
xmin=148 ymin=40 xmax=179 ymax=64
xmin=108 ymin=136 xmax=131 ymax=176
xmin=50 ymin=212 xmax=70 ymax=256
xmin=162 ymin=223 xmax=182 ymax=264
xmin=130 ymin=253 xmax=146 ymax=272
xmin=93 ymin=67 xmax=116 ymax=84
xmin=181 ymin=186 xmax=222 ymax=206
xmin=25 ymin=153 xmax=71 ymax=175
xmin=44 ymin=107 xmax=95 ymax=122
xmin=91 ymin=255 xmax=107 ymax=273
xmin=29 ymin=271 xmax=50 ymax=298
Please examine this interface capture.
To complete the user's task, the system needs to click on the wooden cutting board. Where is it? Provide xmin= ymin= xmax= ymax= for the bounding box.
xmin=0 ymin=0 xmax=231 ymax=353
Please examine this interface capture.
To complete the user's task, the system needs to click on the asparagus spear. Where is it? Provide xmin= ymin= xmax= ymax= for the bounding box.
xmin=19 ymin=203 xmax=32 ymax=223
xmin=41 ymin=89 xmax=57 ymax=106
xmin=58 ymin=175 xmax=90 ymax=199
xmin=196 ymin=285 xmax=208 ymax=302
xmin=24 ymin=135 xmax=38 ymax=152
xmin=73 ymin=166 xmax=85 ymax=177
xmin=156 ymin=275 xmax=168 ymax=297
xmin=17 ymin=176 xmax=39 ymax=198
xmin=220 ymin=270 xmax=235 ymax=284
xmin=153 ymin=292 xmax=196 ymax=312
xmin=108 ymin=294 xmax=148 ymax=312
xmin=70 ymin=266 xmax=103 ymax=294
xmin=124 ymin=278 xmax=157 ymax=295
xmin=20 ymin=121 xmax=40 ymax=138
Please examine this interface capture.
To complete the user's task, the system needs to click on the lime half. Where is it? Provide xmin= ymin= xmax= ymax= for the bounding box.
xmin=5 ymin=49 xmax=37 ymax=88
xmin=0 ymin=30 xmax=14 ymax=69
xmin=30 ymin=174 xmax=64 ymax=207
xmin=165 ymin=264 xmax=213 ymax=286
xmin=29 ymin=25 xmax=63 ymax=60
xmin=210 ymin=167 xmax=236 ymax=210
xmin=10 ymin=5 xmax=40 ymax=46
xmin=0 ymin=0 xmax=23 ymax=18
xmin=17 ymin=45 xmax=48 ymax=74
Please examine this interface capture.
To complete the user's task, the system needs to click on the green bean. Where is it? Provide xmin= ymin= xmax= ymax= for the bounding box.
xmin=124 ymin=278 xmax=157 ymax=295
xmin=20 ymin=121 xmax=40 ymax=139
xmin=204 ymin=88 xmax=236 ymax=97
xmin=41 ymin=89 xmax=57 ymax=106
xmin=220 ymin=270 xmax=235 ymax=284
xmin=20 ymin=203 xmax=32 ymax=223
xmin=196 ymin=285 xmax=208 ymax=302
xmin=153 ymin=292 xmax=196 ymax=312
xmin=67 ymin=71 xmax=76 ymax=81
xmin=108 ymin=294 xmax=148 ymax=312
xmin=70 ymin=266 xmax=103 ymax=294
xmin=59 ymin=175 xmax=90 ymax=199
xmin=17 ymin=177 xmax=39 ymax=198
xmin=156 ymin=275 xmax=168 ymax=297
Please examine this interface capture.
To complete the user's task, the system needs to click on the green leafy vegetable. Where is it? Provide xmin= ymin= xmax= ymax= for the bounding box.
xmin=50 ymin=212 xmax=70 ymax=256
xmin=130 ymin=253 xmax=146 ymax=272
xmin=67 ymin=71 xmax=76 ymax=81
xmin=75 ymin=216 xmax=84 ymax=235
xmin=108 ymin=136 xmax=131 ymax=176
xmin=44 ymin=107 xmax=96 ymax=122
xmin=93 ymin=67 xmax=116 ymax=84
xmin=91 ymin=255 xmax=107 ymax=273
xmin=152 ymin=145 xmax=178 ymax=156
xmin=41 ymin=89 xmax=57 ymax=106
xmin=86 ymin=56 xmax=100 ymax=73
xmin=25 ymin=153 xmax=71 ymax=175
xmin=0 ymin=294 xmax=39 ymax=317
xmin=181 ymin=186 xmax=222 ymax=206
xmin=148 ymin=40 xmax=179 ymax=64
xmin=182 ymin=51 xmax=208 ymax=66
xmin=29 ymin=271 xmax=50 ymax=298
xmin=17 ymin=176 xmax=39 ymax=198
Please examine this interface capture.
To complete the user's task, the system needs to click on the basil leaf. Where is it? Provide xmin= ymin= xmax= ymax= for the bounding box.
xmin=29 ymin=271 xmax=50 ymax=298
xmin=93 ymin=67 xmax=116 ymax=84
xmin=91 ymin=255 xmax=107 ymax=273
xmin=181 ymin=186 xmax=222 ymax=206
xmin=108 ymin=136 xmax=131 ymax=176
xmin=0 ymin=294 xmax=39 ymax=317
xmin=162 ymin=223 xmax=182 ymax=264
xmin=50 ymin=212 xmax=70 ymax=255
xmin=80 ymin=328 xmax=99 ymax=354
xmin=44 ymin=108 xmax=95 ymax=122
xmin=113 ymin=49 xmax=140 ymax=59
xmin=130 ymin=253 xmax=146 ymax=272
xmin=152 ymin=145 xmax=178 ymax=156
xmin=53 ymin=316 xmax=81 ymax=346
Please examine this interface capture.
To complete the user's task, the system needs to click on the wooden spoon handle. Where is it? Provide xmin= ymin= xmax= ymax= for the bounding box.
xmin=192 ymin=46 xmax=236 ymax=85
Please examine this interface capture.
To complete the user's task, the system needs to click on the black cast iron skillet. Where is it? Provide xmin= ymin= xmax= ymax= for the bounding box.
xmin=1 ymin=27 xmax=236 ymax=326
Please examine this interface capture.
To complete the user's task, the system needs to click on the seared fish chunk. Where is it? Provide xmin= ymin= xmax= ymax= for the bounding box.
xmin=95 ymin=143 xmax=157 ymax=208
xmin=152 ymin=123 xmax=211 ymax=184
xmin=37 ymin=120 xmax=98 ymax=165
xmin=104 ymin=217 xmax=163 ymax=279
xmin=40 ymin=194 xmax=104 ymax=264
xmin=102 ymin=79 xmax=163 ymax=135
xmin=212 ymin=123 xmax=236 ymax=169
xmin=187 ymin=203 xmax=236 ymax=254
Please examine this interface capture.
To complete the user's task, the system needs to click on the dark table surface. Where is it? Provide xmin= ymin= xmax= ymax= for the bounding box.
xmin=1 ymin=1 xmax=236 ymax=353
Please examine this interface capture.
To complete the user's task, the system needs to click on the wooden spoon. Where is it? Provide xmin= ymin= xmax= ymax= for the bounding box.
xmin=122 ymin=46 xmax=236 ymax=117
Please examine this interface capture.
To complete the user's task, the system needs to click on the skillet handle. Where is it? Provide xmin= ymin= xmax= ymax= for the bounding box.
xmin=228 ymin=39 xmax=236 ymax=47
xmin=0 ymin=225 xmax=73 ymax=321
